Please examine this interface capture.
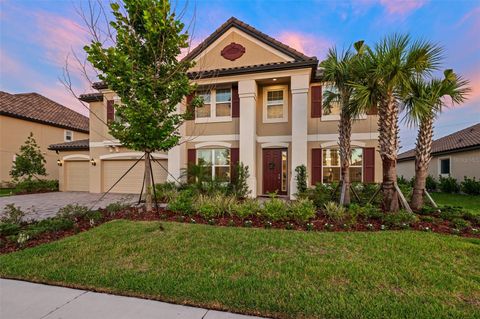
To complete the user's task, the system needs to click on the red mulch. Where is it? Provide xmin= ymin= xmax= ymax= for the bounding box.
xmin=1 ymin=207 xmax=479 ymax=254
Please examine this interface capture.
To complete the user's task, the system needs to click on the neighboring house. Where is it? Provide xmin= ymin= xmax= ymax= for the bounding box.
xmin=397 ymin=123 xmax=480 ymax=181
xmin=53 ymin=17 xmax=382 ymax=198
xmin=0 ymin=91 xmax=89 ymax=187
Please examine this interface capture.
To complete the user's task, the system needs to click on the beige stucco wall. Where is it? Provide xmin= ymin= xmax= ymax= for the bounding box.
xmin=189 ymin=27 xmax=290 ymax=72
xmin=397 ymin=149 xmax=480 ymax=181
xmin=0 ymin=115 xmax=88 ymax=185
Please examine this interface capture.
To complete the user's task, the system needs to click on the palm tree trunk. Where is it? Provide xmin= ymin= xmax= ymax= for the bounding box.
xmin=378 ymin=93 xmax=400 ymax=212
xmin=339 ymin=110 xmax=352 ymax=205
xmin=411 ymin=115 xmax=434 ymax=211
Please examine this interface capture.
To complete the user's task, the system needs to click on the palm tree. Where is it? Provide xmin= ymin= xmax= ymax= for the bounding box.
xmin=349 ymin=34 xmax=442 ymax=212
xmin=403 ymin=70 xmax=470 ymax=211
xmin=320 ymin=42 xmax=365 ymax=205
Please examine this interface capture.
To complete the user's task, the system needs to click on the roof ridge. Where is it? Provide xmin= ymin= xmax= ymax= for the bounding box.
xmin=183 ymin=16 xmax=317 ymax=62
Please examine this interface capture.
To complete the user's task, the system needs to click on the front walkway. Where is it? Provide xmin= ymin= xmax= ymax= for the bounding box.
xmin=0 ymin=279 xmax=265 ymax=319
xmin=0 ymin=192 xmax=136 ymax=221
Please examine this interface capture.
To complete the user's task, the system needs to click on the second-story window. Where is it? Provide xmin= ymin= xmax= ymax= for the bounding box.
xmin=263 ymin=85 xmax=288 ymax=123
xmin=195 ymin=88 xmax=231 ymax=122
xmin=64 ymin=130 xmax=73 ymax=142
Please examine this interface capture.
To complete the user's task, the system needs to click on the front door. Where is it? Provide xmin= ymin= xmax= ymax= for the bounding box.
xmin=263 ymin=148 xmax=288 ymax=195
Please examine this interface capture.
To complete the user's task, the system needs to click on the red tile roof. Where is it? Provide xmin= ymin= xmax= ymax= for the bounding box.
xmin=398 ymin=123 xmax=480 ymax=161
xmin=49 ymin=139 xmax=89 ymax=151
xmin=0 ymin=91 xmax=89 ymax=133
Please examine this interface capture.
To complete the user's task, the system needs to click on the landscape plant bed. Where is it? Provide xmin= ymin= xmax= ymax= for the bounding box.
xmin=2 ymin=205 xmax=479 ymax=254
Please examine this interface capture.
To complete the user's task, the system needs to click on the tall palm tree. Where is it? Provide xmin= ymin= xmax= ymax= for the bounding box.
xmin=349 ymin=34 xmax=442 ymax=212
xmin=403 ymin=70 xmax=470 ymax=211
xmin=320 ymin=43 xmax=364 ymax=205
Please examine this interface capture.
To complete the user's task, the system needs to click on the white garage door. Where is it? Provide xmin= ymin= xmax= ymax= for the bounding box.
xmin=102 ymin=159 xmax=168 ymax=194
xmin=65 ymin=161 xmax=89 ymax=192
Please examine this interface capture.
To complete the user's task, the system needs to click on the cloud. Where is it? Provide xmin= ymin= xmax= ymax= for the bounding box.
xmin=277 ymin=31 xmax=332 ymax=59
xmin=378 ymin=0 xmax=427 ymax=15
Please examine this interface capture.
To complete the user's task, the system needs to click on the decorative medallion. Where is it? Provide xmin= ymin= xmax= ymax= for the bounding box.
xmin=221 ymin=42 xmax=246 ymax=61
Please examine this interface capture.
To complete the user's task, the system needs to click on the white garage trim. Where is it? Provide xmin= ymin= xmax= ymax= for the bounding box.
xmin=99 ymin=152 xmax=168 ymax=160
xmin=194 ymin=141 xmax=232 ymax=149
xmin=62 ymin=154 xmax=90 ymax=161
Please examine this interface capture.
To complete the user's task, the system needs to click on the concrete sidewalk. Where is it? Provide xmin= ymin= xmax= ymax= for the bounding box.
xmin=0 ymin=279 xmax=266 ymax=319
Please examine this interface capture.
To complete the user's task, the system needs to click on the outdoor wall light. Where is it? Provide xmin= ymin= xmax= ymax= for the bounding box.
xmin=90 ymin=158 xmax=97 ymax=166
xmin=57 ymin=159 xmax=62 ymax=166
xmin=272 ymin=78 xmax=277 ymax=81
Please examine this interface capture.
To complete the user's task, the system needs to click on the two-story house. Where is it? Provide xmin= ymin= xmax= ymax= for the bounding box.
xmin=51 ymin=17 xmax=381 ymax=198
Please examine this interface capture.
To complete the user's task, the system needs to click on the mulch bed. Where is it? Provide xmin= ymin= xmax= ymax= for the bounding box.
xmin=1 ymin=207 xmax=479 ymax=254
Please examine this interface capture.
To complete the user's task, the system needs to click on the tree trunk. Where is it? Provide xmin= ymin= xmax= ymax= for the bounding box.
xmin=378 ymin=93 xmax=400 ymax=212
xmin=410 ymin=116 xmax=434 ymax=211
xmin=144 ymin=152 xmax=153 ymax=212
xmin=339 ymin=109 xmax=352 ymax=205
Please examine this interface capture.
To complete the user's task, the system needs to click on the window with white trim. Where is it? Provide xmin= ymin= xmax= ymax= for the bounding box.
xmin=322 ymin=85 xmax=341 ymax=117
xmin=195 ymin=88 xmax=231 ymax=122
xmin=439 ymin=158 xmax=450 ymax=176
xmin=64 ymin=130 xmax=73 ymax=142
xmin=322 ymin=148 xmax=363 ymax=183
xmin=263 ymin=85 xmax=288 ymax=123
xmin=197 ymin=148 xmax=231 ymax=182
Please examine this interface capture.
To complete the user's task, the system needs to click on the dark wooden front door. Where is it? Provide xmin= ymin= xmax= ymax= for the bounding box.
xmin=263 ymin=148 xmax=287 ymax=195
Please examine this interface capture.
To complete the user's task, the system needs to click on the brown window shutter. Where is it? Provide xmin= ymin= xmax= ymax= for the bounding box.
xmin=367 ymin=105 xmax=378 ymax=115
xmin=186 ymin=93 xmax=195 ymax=119
xmin=106 ymin=100 xmax=115 ymax=122
xmin=311 ymin=148 xmax=322 ymax=186
xmin=363 ymin=147 xmax=375 ymax=183
xmin=231 ymin=85 xmax=239 ymax=118
xmin=311 ymin=85 xmax=322 ymax=118
xmin=187 ymin=149 xmax=196 ymax=184
xmin=230 ymin=148 xmax=239 ymax=182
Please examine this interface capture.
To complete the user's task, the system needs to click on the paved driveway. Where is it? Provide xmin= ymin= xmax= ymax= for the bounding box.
xmin=0 ymin=192 xmax=137 ymax=221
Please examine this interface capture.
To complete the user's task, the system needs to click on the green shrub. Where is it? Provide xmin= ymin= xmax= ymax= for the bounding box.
xmin=462 ymin=211 xmax=480 ymax=225
xmin=451 ymin=218 xmax=471 ymax=230
xmin=1 ymin=204 xmax=26 ymax=224
xmin=438 ymin=206 xmax=466 ymax=221
xmin=426 ymin=175 xmax=438 ymax=192
xmin=25 ymin=218 xmax=74 ymax=238
xmin=85 ymin=210 xmax=103 ymax=223
xmin=295 ymin=165 xmax=308 ymax=196
xmin=14 ymin=179 xmax=58 ymax=194
xmin=288 ymin=198 xmax=316 ymax=222
xmin=232 ymin=199 xmax=262 ymax=220
xmin=397 ymin=176 xmax=410 ymax=185
xmin=262 ymin=195 xmax=289 ymax=221
xmin=155 ymin=182 xmax=178 ymax=202
xmin=348 ymin=203 xmax=383 ymax=220
xmin=460 ymin=177 xmax=480 ymax=195
xmin=382 ymin=210 xmax=418 ymax=228
xmin=195 ymin=194 xmax=236 ymax=219
xmin=57 ymin=204 xmax=90 ymax=220
xmin=0 ymin=222 xmax=21 ymax=236
xmin=305 ymin=183 xmax=334 ymax=208
xmin=105 ymin=202 xmax=129 ymax=214
xmin=167 ymin=189 xmax=196 ymax=215
xmin=352 ymin=183 xmax=382 ymax=205
xmin=438 ymin=176 xmax=460 ymax=193
xmin=231 ymin=163 xmax=251 ymax=199
xmin=323 ymin=201 xmax=347 ymax=223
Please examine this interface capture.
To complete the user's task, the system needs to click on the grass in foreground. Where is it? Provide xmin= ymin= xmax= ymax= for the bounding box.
xmin=1 ymin=220 xmax=479 ymax=319
xmin=430 ymin=192 xmax=480 ymax=215
xmin=0 ymin=188 xmax=13 ymax=197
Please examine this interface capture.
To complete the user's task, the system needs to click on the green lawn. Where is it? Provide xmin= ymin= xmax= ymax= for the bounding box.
xmin=1 ymin=221 xmax=479 ymax=319
xmin=430 ymin=192 xmax=480 ymax=215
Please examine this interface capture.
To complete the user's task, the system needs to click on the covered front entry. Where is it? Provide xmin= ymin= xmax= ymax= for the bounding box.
xmin=263 ymin=148 xmax=288 ymax=195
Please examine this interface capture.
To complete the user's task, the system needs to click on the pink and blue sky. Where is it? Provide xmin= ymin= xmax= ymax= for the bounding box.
xmin=0 ymin=0 xmax=478 ymax=151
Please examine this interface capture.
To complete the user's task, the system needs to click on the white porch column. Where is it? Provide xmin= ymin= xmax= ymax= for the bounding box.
xmin=167 ymin=103 xmax=186 ymax=184
xmin=290 ymin=74 xmax=310 ymax=199
xmin=238 ymin=79 xmax=257 ymax=197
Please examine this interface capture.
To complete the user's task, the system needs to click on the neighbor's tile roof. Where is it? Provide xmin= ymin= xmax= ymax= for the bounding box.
xmin=48 ymin=139 xmax=90 ymax=151
xmin=0 ymin=91 xmax=89 ymax=133
xmin=398 ymin=123 xmax=480 ymax=161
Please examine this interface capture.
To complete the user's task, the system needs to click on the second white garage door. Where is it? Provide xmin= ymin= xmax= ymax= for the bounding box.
xmin=102 ymin=159 xmax=168 ymax=194
xmin=65 ymin=161 xmax=89 ymax=192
